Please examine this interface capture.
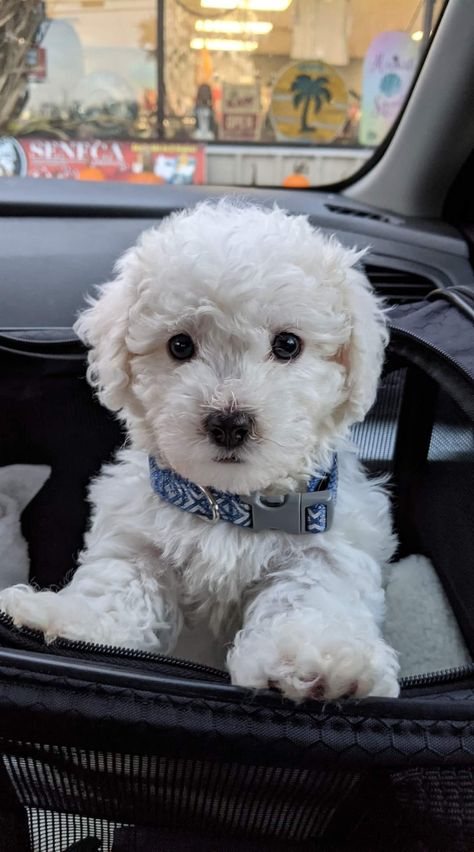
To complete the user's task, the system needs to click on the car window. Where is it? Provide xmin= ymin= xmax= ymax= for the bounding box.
xmin=0 ymin=0 xmax=446 ymax=189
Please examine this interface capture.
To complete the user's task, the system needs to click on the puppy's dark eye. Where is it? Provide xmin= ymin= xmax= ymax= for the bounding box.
xmin=168 ymin=333 xmax=195 ymax=361
xmin=271 ymin=332 xmax=302 ymax=361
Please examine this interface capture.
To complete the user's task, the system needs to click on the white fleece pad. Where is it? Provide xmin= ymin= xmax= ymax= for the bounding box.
xmin=383 ymin=554 xmax=471 ymax=678
xmin=0 ymin=465 xmax=51 ymax=590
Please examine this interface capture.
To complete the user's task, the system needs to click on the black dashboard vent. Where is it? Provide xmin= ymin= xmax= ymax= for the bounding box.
xmin=326 ymin=203 xmax=394 ymax=224
xmin=363 ymin=263 xmax=437 ymax=304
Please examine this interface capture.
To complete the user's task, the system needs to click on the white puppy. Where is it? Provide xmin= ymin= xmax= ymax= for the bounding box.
xmin=0 ymin=201 xmax=399 ymax=700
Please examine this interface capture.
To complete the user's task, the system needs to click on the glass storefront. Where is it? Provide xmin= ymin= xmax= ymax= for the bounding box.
xmin=0 ymin=0 xmax=445 ymax=187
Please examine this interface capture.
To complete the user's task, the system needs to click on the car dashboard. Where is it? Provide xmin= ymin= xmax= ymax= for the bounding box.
xmin=0 ymin=178 xmax=473 ymax=327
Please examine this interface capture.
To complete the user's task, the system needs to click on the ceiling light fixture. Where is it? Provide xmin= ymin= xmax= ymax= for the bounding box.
xmin=190 ymin=36 xmax=259 ymax=51
xmin=195 ymin=19 xmax=273 ymax=34
xmin=411 ymin=30 xmax=423 ymax=41
xmin=201 ymin=0 xmax=292 ymax=12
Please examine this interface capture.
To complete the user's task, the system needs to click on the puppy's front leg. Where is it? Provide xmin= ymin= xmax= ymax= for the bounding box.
xmin=0 ymin=458 xmax=182 ymax=651
xmin=0 ymin=544 xmax=181 ymax=652
xmin=227 ymin=550 xmax=399 ymax=701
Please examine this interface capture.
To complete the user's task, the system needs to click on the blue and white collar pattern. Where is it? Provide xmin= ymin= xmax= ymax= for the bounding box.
xmin=149 ymin=455 xmax=337 ymax=535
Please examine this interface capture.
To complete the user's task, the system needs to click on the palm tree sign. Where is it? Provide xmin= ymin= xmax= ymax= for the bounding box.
xmin=291 ymin=75 xmax=332 ymax=133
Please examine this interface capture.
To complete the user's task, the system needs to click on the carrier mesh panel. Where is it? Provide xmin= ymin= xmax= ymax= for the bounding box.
xmin=429 ymin=389 xmax=474 ymax=462
xmin=1 ymin=744 xmax=360 ymax=851
xmin=27 ymin=812 xmax=115 ymax=852
xmin=351 ymin=367 xmax=406 ymax=470
xmin=349 ymin=767 xmax=474 ymax=852
xmin=406 ymin=385 xmax=474 ymax=654
xmin=2 ymin=747 xmax=474 ymax=850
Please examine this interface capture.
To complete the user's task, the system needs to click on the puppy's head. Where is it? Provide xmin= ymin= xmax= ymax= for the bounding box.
xmin=75 ymin=202 xmax=386 ymax=493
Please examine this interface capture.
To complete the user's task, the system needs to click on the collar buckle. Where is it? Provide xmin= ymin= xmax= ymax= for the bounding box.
xmin=246 ymin=489 xmax=334 ymax=534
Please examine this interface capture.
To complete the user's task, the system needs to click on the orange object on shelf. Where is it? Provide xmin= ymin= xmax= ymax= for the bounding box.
xmin=127 ymin=172 xmax=165 ymax=184
xmin=282 ymin=172 xmax=311 ymax=188
xmin=196 ymin=46 xmax=213 ymax=86
xmin=77 ymin=166 xmax=105 ymax=181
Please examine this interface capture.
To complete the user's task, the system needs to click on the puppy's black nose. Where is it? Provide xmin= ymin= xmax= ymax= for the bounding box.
xmin=205 ymin=411 xmax=253 ymax=450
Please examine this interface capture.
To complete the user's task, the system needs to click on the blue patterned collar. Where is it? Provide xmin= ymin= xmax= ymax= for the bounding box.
xmin=149 ymin=455 xmax=337 ymax=535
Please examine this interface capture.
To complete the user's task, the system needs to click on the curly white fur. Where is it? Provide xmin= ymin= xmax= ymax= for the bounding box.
xmin=0 ymin=201 xmax=400 ymax=700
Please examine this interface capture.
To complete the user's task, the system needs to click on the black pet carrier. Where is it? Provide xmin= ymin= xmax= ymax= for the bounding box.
xmin=0 ymin=289 xmax=473 ymax=852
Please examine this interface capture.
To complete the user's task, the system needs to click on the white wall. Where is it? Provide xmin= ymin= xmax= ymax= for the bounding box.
xmin=205 ymin=144 xmax=371 ymax=186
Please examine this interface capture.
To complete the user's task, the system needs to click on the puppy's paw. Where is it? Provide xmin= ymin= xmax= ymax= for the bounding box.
xmin=0 ymin=585 xmax=68 ymax=641
xmin=0 ymin=585 xmax=50 ymax=641
xmin=227 ymin=618 xmax=400 ymax=701
xmin=0 ymin=585 xmax=95 ymax=643
xmin=0 ymin=579 xmax=174 ymax=651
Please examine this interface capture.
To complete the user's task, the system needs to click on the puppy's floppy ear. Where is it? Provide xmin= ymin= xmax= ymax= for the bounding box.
xmin=338 ymin=266 xmax=388 ymax=427
xmin=74 ymin=248 xmax=139 ymax=414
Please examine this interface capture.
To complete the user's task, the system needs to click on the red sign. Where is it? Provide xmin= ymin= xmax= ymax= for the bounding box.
xmin=0 ymin=137 xmax=206 ymax=184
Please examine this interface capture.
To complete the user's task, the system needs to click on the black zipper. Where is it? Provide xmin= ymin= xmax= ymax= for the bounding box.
xmin=0 ymin=611 xmax=230 ymax=683
xmin=2 ymin=610 xmax=473 ymax=694
xmin=53 ymin=636 xmax=231 ymax=681
xmin=400 ymin=663 xmax=474 ymax=690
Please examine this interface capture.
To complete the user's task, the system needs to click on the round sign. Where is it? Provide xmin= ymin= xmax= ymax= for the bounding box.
xmin=0 ymin=137 xmax=27 ymax=177
xmin=270 ymin=61 xmax=348 ymax=144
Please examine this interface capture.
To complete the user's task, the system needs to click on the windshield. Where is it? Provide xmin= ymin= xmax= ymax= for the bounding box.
xmin=0 ymin=0 xmax=446 ymax=189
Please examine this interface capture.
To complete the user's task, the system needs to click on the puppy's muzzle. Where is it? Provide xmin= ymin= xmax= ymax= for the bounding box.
xmin=205 ymin=411 xmax=254 ymax=451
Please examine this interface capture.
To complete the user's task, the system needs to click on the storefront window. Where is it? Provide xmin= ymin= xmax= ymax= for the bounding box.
xmin=0 ymin=0 xmax=446 ymax=187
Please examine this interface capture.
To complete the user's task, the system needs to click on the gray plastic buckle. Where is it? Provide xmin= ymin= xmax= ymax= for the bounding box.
xmin=245 ymin=489 xmax=334 ymax=534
